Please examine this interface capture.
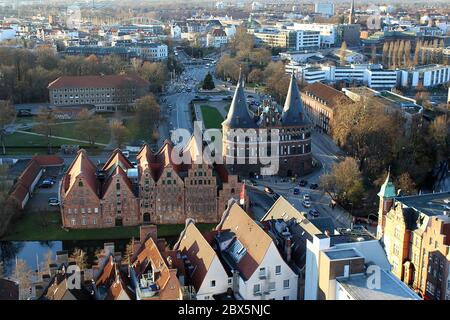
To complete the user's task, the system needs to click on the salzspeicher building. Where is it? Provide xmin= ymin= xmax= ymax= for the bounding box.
xmin=222 ymin=70 xmax=312 ymax=177
xmin=60 ymin=140 xmax=242 ymax=229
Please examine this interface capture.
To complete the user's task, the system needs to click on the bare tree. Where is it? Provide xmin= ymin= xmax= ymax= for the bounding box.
xmin=70 ymin=248 xmax=88 ymax=271
xmin=382 ymin=42 xmax=389 ymax=66
xmin=404 ymin=41 xmax=411 ymax=67
xmin=395 ymin=172 xmax=417 ymax=196
xmin=34 ymin=107 xmax=56 ymax=154
xmin=75 ymin=113 xmax=109 ymax=146
xmin=339 ymin=41 xmax=347 ymax=65
xmin=110 ymin=119 xmax=129 ymax=148
xmin=13 ymin=259 xmax=32 ymax=300
xmin=413 ymin=40 xmax=421 ymax=66
xmin=320 ymin=157 xmax=365 ymax=207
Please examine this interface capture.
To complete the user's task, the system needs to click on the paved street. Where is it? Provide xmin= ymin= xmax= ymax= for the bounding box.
xmin=160 ymin=50 xmax=355 ymax=230
xmin=1 ymin=51 xmax=355 ymax=233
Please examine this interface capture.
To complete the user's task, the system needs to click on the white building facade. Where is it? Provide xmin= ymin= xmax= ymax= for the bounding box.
xmin=400 ymin=64 xmax=450 ymax=88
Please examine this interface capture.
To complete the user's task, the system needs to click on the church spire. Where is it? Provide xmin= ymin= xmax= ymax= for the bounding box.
xmin=222 ymin=66 xmax=255 ymax=128
xmin=281 ymin=72 xmax=304 ymax=126
xmin=378 ymin=167 xmax=396 ymax=199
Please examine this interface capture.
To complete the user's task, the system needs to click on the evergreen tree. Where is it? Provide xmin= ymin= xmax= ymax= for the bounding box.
xmin=202 ymin=72 xmax=215 ymax=90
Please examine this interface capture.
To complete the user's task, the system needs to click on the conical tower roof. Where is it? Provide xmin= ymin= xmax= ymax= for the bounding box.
xmin=222 ymin=68 xmax=255 ymax=129
xmin=281 ymin=72 xmax=304 ymax=126
xmin=378 ymin=169 xmax=396 ymax=199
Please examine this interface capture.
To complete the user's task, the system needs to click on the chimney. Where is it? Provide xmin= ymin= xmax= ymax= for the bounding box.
xmin=49 ymin=263 xmax=58 ymax=277
xmin=285 ymin=237 xmax=292 ymax=263
xmin=104 ymin=242 xmax=115 ymax=256
xmin=56 ymin=251 xmax=68 ymax=265
xmin=34 ymin=285 xmax=44 ymax=299
xmin=140 ymin=224 xmax=158 ymax=243
xmin=42 ymin=274 xmax=51 ymax=286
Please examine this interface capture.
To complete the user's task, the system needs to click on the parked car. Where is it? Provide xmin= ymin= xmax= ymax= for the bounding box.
xmin=310 ymin=183 xmax=319 ymax=189
xmin=303 ymin=194 xmax=311 ymax=201
xmin=17 ymin=109 xmax=32 ymax=117
xmin=264 ymin=186 xmax=274 ymax=194
xmin=39 ymin=181 xmax=53 ymax=188
xmin=293 ymin=187 xmax=300 ymax=195
xmin=48 ymin=198 xmax=60 ymax=206
xmin=272 ymin=193 xmax=280 ymax=201
xmin=309 ymin=209 xmax=320 ymax=217
xmin=299 ymin=180 xmax=308 ymax=187
xmin=302 ymin=200 xmax=311 ymax=208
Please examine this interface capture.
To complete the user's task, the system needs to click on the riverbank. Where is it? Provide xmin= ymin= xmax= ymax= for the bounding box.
xmin=1 ymin=211 xmax=216 ymax=241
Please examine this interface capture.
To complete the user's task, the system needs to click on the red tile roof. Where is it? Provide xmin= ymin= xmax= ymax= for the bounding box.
xmin=132 ymin=238 xmax=182 ymax=300
xmin=102 ymin=149 xmax=134 ymax=173
xmin=211 ymin=29 xmax=227 ymax=37
xmin=9 ymin=159 xmax=42 ymax=205
xmin=33 ymin=155 xmax=64 ymax=167
xmin=218 ymin=202 xmax=273 ymax=280
xmin=48 ymin=74 xmax=150 ymax=90
xmin=175 ymin=222 xmax=218 ymax=292
xmin=302 ymin=82 xmax=350 ymax=109
xmin=63 ymin=149 xmax=98 ymax=196
xmin=16 ymin=159 xmax=41 ymax=189
xmin=9 ymin=182 xmax=29 ymax=205
xmin=137 ymin=140 xmax=183 ymax=182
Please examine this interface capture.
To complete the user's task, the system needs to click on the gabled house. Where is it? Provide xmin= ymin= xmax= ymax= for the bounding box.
xmin=129 ymin=236 xmax=184 ymax=300
xmin=60 ymin=149 xmax=139 ymax=228
xmin=174 ymin=220 xmax=231 ymax=300
xmin=94 ymin=255 xmax=134 ymax=300
xmin=214 ymin=200 xmax=299 ymax=300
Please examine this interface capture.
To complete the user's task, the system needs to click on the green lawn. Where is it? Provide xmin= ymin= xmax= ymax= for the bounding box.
xmin=5 ymin=132 xmax=88 ymax=148
xmin=200 ymin=105 xmax=224 ymax=129
xmin=24 ymin=122 xmax=111 ymax=145
xmin=2 ymin=211 xmax=216 ymax=241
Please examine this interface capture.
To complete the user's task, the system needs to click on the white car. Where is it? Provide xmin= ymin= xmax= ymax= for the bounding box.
xmin=303 ymin=194 xmax=311 ymax=201
xmin=302 ymin=200 xmax=311 ymax=208
xmin=48 ymin=198 xmax=60 ymax=206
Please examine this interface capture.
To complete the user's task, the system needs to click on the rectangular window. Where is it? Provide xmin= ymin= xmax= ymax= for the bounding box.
xmin=259 ymin=267 xmax=266 ymax=277
xmin=253 ymin=284 xmax=261 ymax=294
xmin=269 ymin=282 xmax=276 ymax=291
xmin=276 ymin=265 xmax=281 ymax=275
xmin=283 ymin=280 xmax=290 ymax=289
xmin=210 ymin=280 xmax=216 ymax=287
xmin=94 ymin=208 xmax=98 ymax=213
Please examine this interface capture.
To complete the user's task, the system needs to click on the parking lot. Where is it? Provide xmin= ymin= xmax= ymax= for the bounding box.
xmin=26 ymin=166 xmax=64 ymax=212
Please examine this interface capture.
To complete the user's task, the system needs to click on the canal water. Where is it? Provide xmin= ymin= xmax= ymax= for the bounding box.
xmin=0 ymin=237 xmax=179 ymax=277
